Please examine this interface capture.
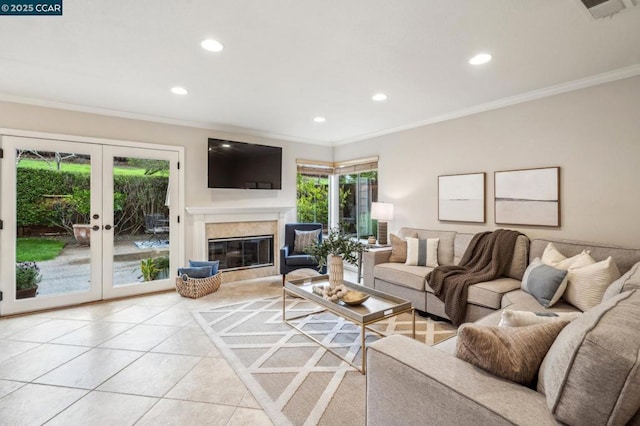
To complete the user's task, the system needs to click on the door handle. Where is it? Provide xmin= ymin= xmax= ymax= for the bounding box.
xmin=104 ymin=225 xmax=112 ymax=230
xmin=92 ymin=225 xmax=100 ymax=231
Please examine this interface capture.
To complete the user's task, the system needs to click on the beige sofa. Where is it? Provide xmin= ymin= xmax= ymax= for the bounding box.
xmin=362 ymin=228 xmax=530 ymax=323
xmin=366 ymin=238 xmax=640 ymax=425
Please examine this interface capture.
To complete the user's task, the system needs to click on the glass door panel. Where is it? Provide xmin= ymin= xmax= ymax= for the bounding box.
xmin=1 ymin=136 xmax=102 ymax=315
xmin=102 ymin=146 xmax=178 ymax=299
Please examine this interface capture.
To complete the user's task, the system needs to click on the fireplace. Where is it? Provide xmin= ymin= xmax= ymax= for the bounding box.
xmin=208 ymin=235 xmax=274 ymax=271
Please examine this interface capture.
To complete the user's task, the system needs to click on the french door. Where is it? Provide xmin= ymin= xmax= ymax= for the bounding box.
xmin=0 ymin=135 xmax=181 ymax=316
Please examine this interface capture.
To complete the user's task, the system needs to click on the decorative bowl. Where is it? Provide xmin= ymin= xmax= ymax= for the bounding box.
xmin=340 ymin=290 xmax=370 ymax=306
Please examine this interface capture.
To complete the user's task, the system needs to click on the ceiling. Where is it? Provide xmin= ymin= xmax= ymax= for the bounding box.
xmin=1 ymin=0 xmax=639 ymax=145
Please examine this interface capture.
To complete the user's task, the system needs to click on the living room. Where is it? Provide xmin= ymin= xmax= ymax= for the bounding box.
xmin=1 ymin=1 xmax=640 ymax=425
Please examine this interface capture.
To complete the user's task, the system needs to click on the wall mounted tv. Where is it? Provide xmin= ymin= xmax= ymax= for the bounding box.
xmin=207 ymin=138 xmax=282 ymax=190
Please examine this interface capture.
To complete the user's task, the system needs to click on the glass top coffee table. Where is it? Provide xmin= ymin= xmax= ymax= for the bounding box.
xmin=283 ymin=274 xmax=414 ymax=374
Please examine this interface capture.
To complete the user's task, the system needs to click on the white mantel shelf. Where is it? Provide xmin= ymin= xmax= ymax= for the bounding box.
xmin=185 ymin=206 xmax=294 ymax=216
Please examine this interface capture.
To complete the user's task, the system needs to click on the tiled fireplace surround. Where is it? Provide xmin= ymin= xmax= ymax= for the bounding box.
xmin=186 ymin=206 xmax=292 ymax=282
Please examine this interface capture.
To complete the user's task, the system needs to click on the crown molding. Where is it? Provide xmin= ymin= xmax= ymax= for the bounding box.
xmin=332 ymin=64 xmax=640 ymax=146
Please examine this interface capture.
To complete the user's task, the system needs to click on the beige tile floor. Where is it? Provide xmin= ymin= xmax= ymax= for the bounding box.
xmin=0 ymin=274 xmax=310 ymax=425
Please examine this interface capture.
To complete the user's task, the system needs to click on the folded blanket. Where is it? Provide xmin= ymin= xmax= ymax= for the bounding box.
xmin=426 ymin=229 xmax=523 ymax=326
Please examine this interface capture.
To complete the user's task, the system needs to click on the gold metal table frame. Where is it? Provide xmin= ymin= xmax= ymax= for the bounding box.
xmin=282 ymin=275 xmax=415 ymax=374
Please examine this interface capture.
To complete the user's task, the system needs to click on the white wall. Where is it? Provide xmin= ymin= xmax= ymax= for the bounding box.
xmin=0 ymin=101 xmax=333 ymax=259
xmin=334 ymin=75 xmax=640 ymax=248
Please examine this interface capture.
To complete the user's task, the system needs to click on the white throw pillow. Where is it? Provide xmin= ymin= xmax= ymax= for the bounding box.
xmin=405 ymin=237 xmax=439 ymax=267
xmin=499 ymin=310 xmax=583 ymax=327
xmin=564 ymin=256 xmax=621 ymax=311
xmin=541 ymin=243 xmax=594 ymax=270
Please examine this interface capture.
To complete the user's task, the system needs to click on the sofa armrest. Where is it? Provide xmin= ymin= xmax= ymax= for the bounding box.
xmin=366 ymin=335 xmax=556 ymax=426
xmin=362 ymin=249 xmax=392 ymax=288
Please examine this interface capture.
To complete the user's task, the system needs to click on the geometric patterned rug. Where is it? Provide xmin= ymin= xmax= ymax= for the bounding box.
xmin=194 ymin=296 xmax=456 ymax=426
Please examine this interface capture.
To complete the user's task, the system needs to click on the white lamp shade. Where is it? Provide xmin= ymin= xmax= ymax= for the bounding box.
xmin=371 ymin=202 xmax=394 ymax=221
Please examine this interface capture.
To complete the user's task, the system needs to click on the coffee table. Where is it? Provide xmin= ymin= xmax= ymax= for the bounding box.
xmin=283 ymin=274 xmax=414 ymax=374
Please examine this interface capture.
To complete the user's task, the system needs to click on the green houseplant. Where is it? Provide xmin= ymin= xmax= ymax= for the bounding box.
xmin=307 ymin=227 xmax=364 ymax=288
xmin=16 ymin=261 xmax=42 ymax=299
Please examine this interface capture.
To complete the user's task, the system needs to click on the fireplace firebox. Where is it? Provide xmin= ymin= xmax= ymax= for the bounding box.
xmin=208 ymin=235 xmax=274 ymax=271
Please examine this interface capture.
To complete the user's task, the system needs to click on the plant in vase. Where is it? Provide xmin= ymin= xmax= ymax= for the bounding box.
xmin=306 ymin=227 xmax=364 ymax=292
xmin=16 ymin=261 xmax=42 ymax=299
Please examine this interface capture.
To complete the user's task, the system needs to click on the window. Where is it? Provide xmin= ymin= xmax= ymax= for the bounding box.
xmin=296 ymin=157 xmax=378 ymax=239
xmin=338 ymin=171 xmax=378 ymax=239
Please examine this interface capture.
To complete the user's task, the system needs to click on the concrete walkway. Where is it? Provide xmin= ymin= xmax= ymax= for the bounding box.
xmin=35 ymin=236 xmax=169 ymax=296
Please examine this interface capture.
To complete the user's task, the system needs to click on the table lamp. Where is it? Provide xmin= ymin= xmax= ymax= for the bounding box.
xmin=371 ymin=202 xmax=394 ymax=245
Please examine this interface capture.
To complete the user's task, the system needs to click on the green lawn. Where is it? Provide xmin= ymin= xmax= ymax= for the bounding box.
xmin=17 ymin=159 xmax=169 ymax=177
xmin=17 ymin=237 xmax=66 ymax=262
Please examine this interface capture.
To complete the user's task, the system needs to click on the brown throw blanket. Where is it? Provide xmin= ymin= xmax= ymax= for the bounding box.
xmin=426 ymin=229 xmax=523 ymax=326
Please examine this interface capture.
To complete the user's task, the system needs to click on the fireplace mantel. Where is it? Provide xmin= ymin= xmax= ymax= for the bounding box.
xmin=186 ymin=205 xmax=294 ymax=264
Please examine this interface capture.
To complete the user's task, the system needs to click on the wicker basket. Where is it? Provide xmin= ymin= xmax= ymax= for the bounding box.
xmin=175 ymin=272 xmax=222 ymax=298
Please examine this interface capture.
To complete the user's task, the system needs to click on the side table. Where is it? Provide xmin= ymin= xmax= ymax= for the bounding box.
xmin=358 ymin=243 xmax=391 ymax=283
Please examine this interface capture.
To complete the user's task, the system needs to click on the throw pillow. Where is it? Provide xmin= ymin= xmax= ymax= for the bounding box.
xmin=455 ymin=321 xmax=569 ymax=385
xmin=563 ymin=256 xmax=621 ymax=311
xmin=405 ymin=237 xmax=439 ymax=267
xmin=293 ymin=229 xmax=321 ymax=254
xmin=388 ymin=233 xmax=408 ymax=263
xmin=602 ymin=262 xmax=640 ymax=302
xmin=520 ymin=258 xmax=569 ymax=308
xmin=189 ymin=260 xmax=220 ymax=275
xmin=499 ymin=310 xmax=582 ymax=327
xmin=388 ymin=232 xmax=417 ymax=263
xmin=538 ymin=290 xmax=640 ymax=425
xmin=177 ymin=266 xmax=213 ymax=279
xmin=540 ymin=243 xmax=595 ymax=270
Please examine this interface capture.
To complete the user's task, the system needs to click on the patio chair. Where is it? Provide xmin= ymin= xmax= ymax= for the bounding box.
xmin=144 ymin=213 xmax=170 ymax=241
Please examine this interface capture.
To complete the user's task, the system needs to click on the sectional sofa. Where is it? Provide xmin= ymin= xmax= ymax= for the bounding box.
xmin=365 ymin=235 xmax=640 ymax=425
xmin=362 ymin=228 xmax=531 ymax=322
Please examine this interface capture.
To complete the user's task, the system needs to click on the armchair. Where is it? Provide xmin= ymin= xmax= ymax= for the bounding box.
xmin=280 ymin=223 xmax=326 ymax=284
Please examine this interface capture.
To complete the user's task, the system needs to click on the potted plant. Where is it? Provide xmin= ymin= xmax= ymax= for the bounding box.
xmin=139 ymin=256 xmax=170 ymax=281
xmin=307 ymin=227 xmax=364 ymax=288
xmin=16 ymin=261 xmax=42 ymax=299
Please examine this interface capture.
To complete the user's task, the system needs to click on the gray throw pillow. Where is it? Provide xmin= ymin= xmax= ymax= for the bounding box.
xmin=521 ymin=258 xmax=568 ymax=308
xmin=293 ymin=229 xmax=320 ymax=254
xmin=177 ymin=266 xmax=213 ymax=278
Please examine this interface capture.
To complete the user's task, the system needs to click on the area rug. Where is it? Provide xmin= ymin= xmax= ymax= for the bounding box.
xmin=133 ymin=239 xmax=169 ymax=249
xmin=194 ymin=296 xmax=456 ymax=426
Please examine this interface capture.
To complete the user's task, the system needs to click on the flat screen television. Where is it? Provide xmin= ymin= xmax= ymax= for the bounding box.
xmin=207 ymin=138 xmax=282 ymax=189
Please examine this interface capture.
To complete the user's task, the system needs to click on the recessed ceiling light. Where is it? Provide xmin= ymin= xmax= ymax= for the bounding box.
xmin=469 ymin=53 xmax=492 ymax=65
xmin=372 ymin=93 xmax=388 ymax=102
xmin=171 ymin=87 xmax=188 ymax=95
xmin=201 ymin=39 xmax=224 ymax=52
xmin=313 ymin=116 xmax=326 ymax=123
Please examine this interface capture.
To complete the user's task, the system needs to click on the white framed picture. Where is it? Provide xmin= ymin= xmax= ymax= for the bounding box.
xmin=438 ymin=172 xmax=485 ymax=223
xmin=494 ymin=167 xmax=560 ymax=227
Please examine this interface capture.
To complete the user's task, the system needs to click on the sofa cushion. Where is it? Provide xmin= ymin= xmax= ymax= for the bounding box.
xmin=498 ymin=310 xmax=582 ymax=327
xmin=466 ymin=278 xmax=521 ymax=310
xmin=405 ymin=237 xmax=439 ymax=267
xmin=374 ymin=263 xmax=430 ymax=291
xmin=521 ymin=258 xmax=568 ymax=308
xmin=505 ymin=235 xmax=530 ymax=280
xmin=564 ymin=256 xmax=621 ymax=311
xmin=538 ymin=290 xmax=640 ymax=426
xmin=455 ymin=321 xmax=569 ymax=385
xmin=285 ymin=254 xmax=317 ymax=266
xmin=603 ymin=261 xmax=640 ymax=301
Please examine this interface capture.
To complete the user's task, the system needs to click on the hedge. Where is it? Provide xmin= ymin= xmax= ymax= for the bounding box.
xmin=17 ymin=168 xmax=168 ymax=235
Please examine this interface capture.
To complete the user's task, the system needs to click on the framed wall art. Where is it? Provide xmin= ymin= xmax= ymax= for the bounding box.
xmin=438 ymin=172 xmax=486 ymax=223
xmin=494 ymin=167 xmax=560 ymax=227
